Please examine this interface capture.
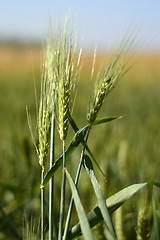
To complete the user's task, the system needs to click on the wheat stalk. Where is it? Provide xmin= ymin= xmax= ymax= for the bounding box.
xmin=37 ymin=35 xmax=58 ymax=240
xmin=54 ymin=19 xmax=82 ymax=240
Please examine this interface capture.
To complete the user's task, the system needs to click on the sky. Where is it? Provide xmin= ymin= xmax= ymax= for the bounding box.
xmin=0 ymin=0 xmax=160 ymax=51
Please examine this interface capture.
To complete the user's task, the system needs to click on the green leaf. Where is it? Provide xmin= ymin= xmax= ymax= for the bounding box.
xmin=43 ymin=125 xmax=89 ymax=185
xmin=69 ymin=114 xmax=107 ymax=182
xmin=68 ymin=111 xmax=79 ymax=133
xmin=65 ymin=169 xmax=93 ymax=240
xmin=148 ymin=181 xmax=160 ymax=188
xmin=67 ymin=181 xmax=160 ymax=239
xmin=83 ymin=155 xmax=117 ymax=240
xmin=85 ymin=146 xmax=107 ymax=182
xmin=92 ymin=115 xmax=125 ymax=126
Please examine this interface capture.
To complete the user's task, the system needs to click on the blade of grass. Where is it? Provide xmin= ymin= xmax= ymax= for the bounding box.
xmin=83 ymin=154 xmax=117 ymax=240
xmin=85 ymin=143 xmax=107 ymax=182
xmin=68 ymin=182 xmax=160 ymax=239
xmin=92 ymin=115 xmax=125 ymax=126
xmin=43 ymin=125 xmax=89 ymax=185
xmin=63 ymin=127 xmax=90 ymax=240
xmin=68 ymin=114 xmax=107 ymax=181
xmin=65 ymin=169 xmax=93 ymax=240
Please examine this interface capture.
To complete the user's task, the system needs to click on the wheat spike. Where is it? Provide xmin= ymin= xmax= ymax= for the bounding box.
xmin=137 ymin=209 xmax=150 ymax=240
xmin=87 ymin=30 xmax=137 ymax=126
xmin=56 ymin=22 xmax=82 ymax=141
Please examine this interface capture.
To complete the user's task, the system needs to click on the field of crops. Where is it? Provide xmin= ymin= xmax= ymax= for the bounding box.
xmin=0 ymin=44 xmax=160 ymax=239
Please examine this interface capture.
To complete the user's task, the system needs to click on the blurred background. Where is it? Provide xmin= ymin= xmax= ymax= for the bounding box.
xmin=0 ymin=1 xmax=160 ymax=239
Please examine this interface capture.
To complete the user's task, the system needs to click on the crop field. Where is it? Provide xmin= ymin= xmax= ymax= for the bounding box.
xmin=0 ymin=44 xmax=160 ymax=239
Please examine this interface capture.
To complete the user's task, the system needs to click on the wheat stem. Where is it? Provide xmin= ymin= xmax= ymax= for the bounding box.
xmin=49 ymin=112 xmax=55 ymax=240
xmin=41 ymin=167 xmax=45 ymax=240
xmin=58 ymin=141 xmax=66 ymax=240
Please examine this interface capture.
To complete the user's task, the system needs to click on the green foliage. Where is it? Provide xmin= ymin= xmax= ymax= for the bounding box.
xmin=42 ymin=125 xmax=89 ymax=185
xmin=68 ymin=182 xmax=160 ymax=239
xmin=83 ymin=154 xmax=117 ymax=239
xmin=65 ymin=169 xmax=93 ymax=240
xmin=92 ymin=115 xmax=125 ymax=126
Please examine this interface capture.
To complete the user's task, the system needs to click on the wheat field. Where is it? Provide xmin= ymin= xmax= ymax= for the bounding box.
xmin=0 ymin=44 xmax=160 ymax=239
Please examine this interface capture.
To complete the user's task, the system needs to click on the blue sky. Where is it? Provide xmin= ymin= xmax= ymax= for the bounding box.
xmin=0 ymin=0 xmax=160 ymax=51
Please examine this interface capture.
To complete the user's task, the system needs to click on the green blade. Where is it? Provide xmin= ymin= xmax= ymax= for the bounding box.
xmin=92 ymin=115 xmax=125 ymax=126
xmin=68 ymin=112 xmax=79 ymax=133
xmin=83 ymin=155 xmax=117 ymax=240
xmin=68 ymin=181 xmax=160 ymax=239
xmin=69 ymin=114 xmax=107 ymax=182
xmin=148 ymin=181 xmax=160 ymax=188
xmin=43 ymin=125 xmax=89 ymax=186
xmin=65 ymin=169 xmax=93 ymax=240
xmin=85 ymin=144 xmax=107 ymax=182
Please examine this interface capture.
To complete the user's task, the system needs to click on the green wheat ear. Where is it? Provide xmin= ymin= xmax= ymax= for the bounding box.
xmin=87 ymin=31 xmax=136 ymax=126
xmin=115 ymin=207 xmax=125 ymax=240
xmin=137 ymin=209 xmax=150 ymax=240
xmin=55 ymin=22 xmax=82 ymax=142
xmin=37 ymin=44 xmax=56 ymax=168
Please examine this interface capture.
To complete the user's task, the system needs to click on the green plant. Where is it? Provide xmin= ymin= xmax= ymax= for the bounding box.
xmin=27 ymin=17 xmax=160 ymax=240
